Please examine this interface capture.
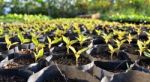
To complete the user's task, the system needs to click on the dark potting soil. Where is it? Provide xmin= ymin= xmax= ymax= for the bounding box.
xmin=138 ymin=59 xmax=150 ymax=70
xmin=121 ymin=44 xmax=138 ymax=55
xmin=52 ymin=55 xmax=91 ymax=66
xmin=0 ymin=75 xmax=26 ymax=82
xmin=3 ymin=62 xmax=22 ymax=69
xmin=17 ymin=49 xmax=33 ymax=55
xmin=91 ymin=53 xmax=118 ymax=60
xmin=14 ymin=58 xmax=35 ymax=65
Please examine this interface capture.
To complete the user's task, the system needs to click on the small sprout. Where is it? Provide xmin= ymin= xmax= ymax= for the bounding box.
xmin=95 ymin=30 xmax=102 ymax=36
xmin=113 ymin=30 xmax=126 ymax=40
xmin=76 ymin=34 xmax=88 ymax=46
xmin=47 ymin=36 xmax=62 ymax=49
xmin=102 ymin=33 xmax=112 ymax=44
xmin=108 ymin=44 xmax=117 ymax=60
xmin=5 ymin=35 xmax=18 ymax=50
xmin=69 ymin=46 xmax=89 ymax=65
xmin=137 ymin=28 xmax=141 ymax=35
xmin=63 ymin=36 xmax=77 ymax=54
xmin=114 ymin=39 xmax=125 ymax=50
xmin=137 ymin=40 xmax=146 ymax=56
xmin=32 ymin=36 xmax=45 ymax=52
xmin=127 ymin=33 xmax=134 ymax=44
xmin=55 ymin=29 xmax=65 ymax=37
xmin=34 ymin=48 xmax=44 ymax=61
xmin=18 ymin=32 xmax=30 ymax=44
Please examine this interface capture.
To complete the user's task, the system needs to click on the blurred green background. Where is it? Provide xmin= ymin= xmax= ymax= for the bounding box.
xmin=1 ymin=0 xmax=150 ymax=22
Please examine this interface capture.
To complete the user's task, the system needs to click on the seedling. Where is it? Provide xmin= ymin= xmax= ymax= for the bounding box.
xmin=47 ymin=36 xmax=62 ymax=51
xmin=63 ymin=36 xmax=77 ymax=54
xmin=113 ymin=30 xmax=126 ymax=40
xmin=114 ymin=39 xmax=125 ymax=50
xmin=69 ymin=46 xmax=89 ymax=65
xmin=34 ymin=48 xmax=44 ymax=61
xmin=76 ymin=34 xmax=88 ymax=46
xmin=32 ymin=36 xmax=45 ymax=52
xmin=73 ymin=23 xmax=81 ymax=34
xmin=55 ymin=29 xmax=65 ymax=37
xmin=108 ymin=44 xmax=118 ymax=60
xmin=18 ymin=32 xmax=30 ymax=44
xmin=5 ymin=35 xmax=18 ymax=50
xmin=101 ymin=33 xmax=112 ymax=44
xmin=127 ymin=33 xmax=134 ymax=44
xmin=95 ymin=30 xmax=102 ymax=36
xmin=137 ymin=40 xmax=146 ymax=56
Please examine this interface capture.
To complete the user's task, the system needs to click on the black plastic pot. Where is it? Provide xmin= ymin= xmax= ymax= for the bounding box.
xmin=19 ymin=43 xmax=30 ymax=49
xmin=0 ymin=46 xmax=19 ymax=59
xmin=51 ymin=54 xmax=94 ymax=72
xmin=94 ymin=60 xmax=133 ymax=74
xmin=135 ymin=59 xmax=150 ymax=73
xmin=0 ymin=37 xmax=5 ymax=42
xmin=0 ymin=68 xmax=33 ymax=82
xmin=28 ymin=64 xmax=100 ymax=82
xmin=29 ymin=43 xmax=35 ymax=49
xmin=89 ymin=45 xmax=130 ymax=61
xmin=0 ymin=53 xmax=53 ymax=73
xmin=110 ymin=70 xmax=150 ymax=82
xmin=38 ymin=35 xmax=46 ymax=42
xmin=93 ymin=36 xmax=105 ymax=45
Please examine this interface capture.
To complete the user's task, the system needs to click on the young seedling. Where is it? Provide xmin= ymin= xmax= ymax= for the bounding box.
xmin=127 ymin=33 xmax=134 ymax=44
xmin=34 ymin=48 xmax=44 ymax=61
xmin=108 ymin=44 xmax=118 ymax=60
xmin=62 ymin=36 xmax=77 ymax=54
xmin=73 ymin=23 xmax=81 ymax=34
xmin=47 ymin=36 xmax=62 ymax=53
xmin=18 ymin=32 xmax=30 ymax=44
xmin=101 ymin=33 xmax=112 ymax=44
xmin=55 ymin=29 xmax=65 ymax=37
xmin=69 ymin=46 xmax=89 ymax=65
xmin=137 ymin=40 xmax=146 ymax=56
xmin=114 ymin=39 xmax=126 ymax=50
xmin=5 ymin=35 xmax=18 ymax=50
xmin=95 ymin=30 xmax=102 ymax=36
xmin=113 ymin=30 xmax=126 ymax=40
xmin=76 ymin=34 xmax=88 ymax=46
xmin=32 ymin=36 xmax=45 ymax=52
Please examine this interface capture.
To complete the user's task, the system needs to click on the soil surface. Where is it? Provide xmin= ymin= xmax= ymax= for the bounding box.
xmin=52 ymin=55 xmax=91 ymax=66
xmin=0 ymin=75 xmax=26 ymax=82
xmin=138 ymin=59 xmax=150 ymax=70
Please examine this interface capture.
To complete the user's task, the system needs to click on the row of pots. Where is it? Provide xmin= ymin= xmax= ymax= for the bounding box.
xmin=0 ymin=44 xmax=150 ymax=82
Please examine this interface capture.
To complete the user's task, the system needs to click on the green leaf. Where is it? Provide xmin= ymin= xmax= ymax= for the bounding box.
xmin=23 ymin=39 xmax=30 ymax=43
xmin=63 ymin=36 xmax=69 ymax=44
xmin=32 ymin=37 xmax=39 ymax=46
xmin=5 ymin=35 xmax=11 ymax=45
xmin=144 ymin=49 xmax=150 ymax=58
xmin=34 ymin=48 xmax=44 ymax=61
xmin=52 ymin=37 xmax=62 ymax=44
xmin=18 ymin=32 xmax=24 ymax=43
xmin=69 ymin=46 xmax=76 ymax=54
xmin=137 ymin=40 xmax=144 ymax=50
xmin=70 ymin=40 xmax=78 ymax=45
xmin=47 ymin=37 xmax=52 ymax=48
xmin=108 ymin=44 xmax=114 ymax=52
xmin=77 ymin=47 xmax=89 ymax=55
